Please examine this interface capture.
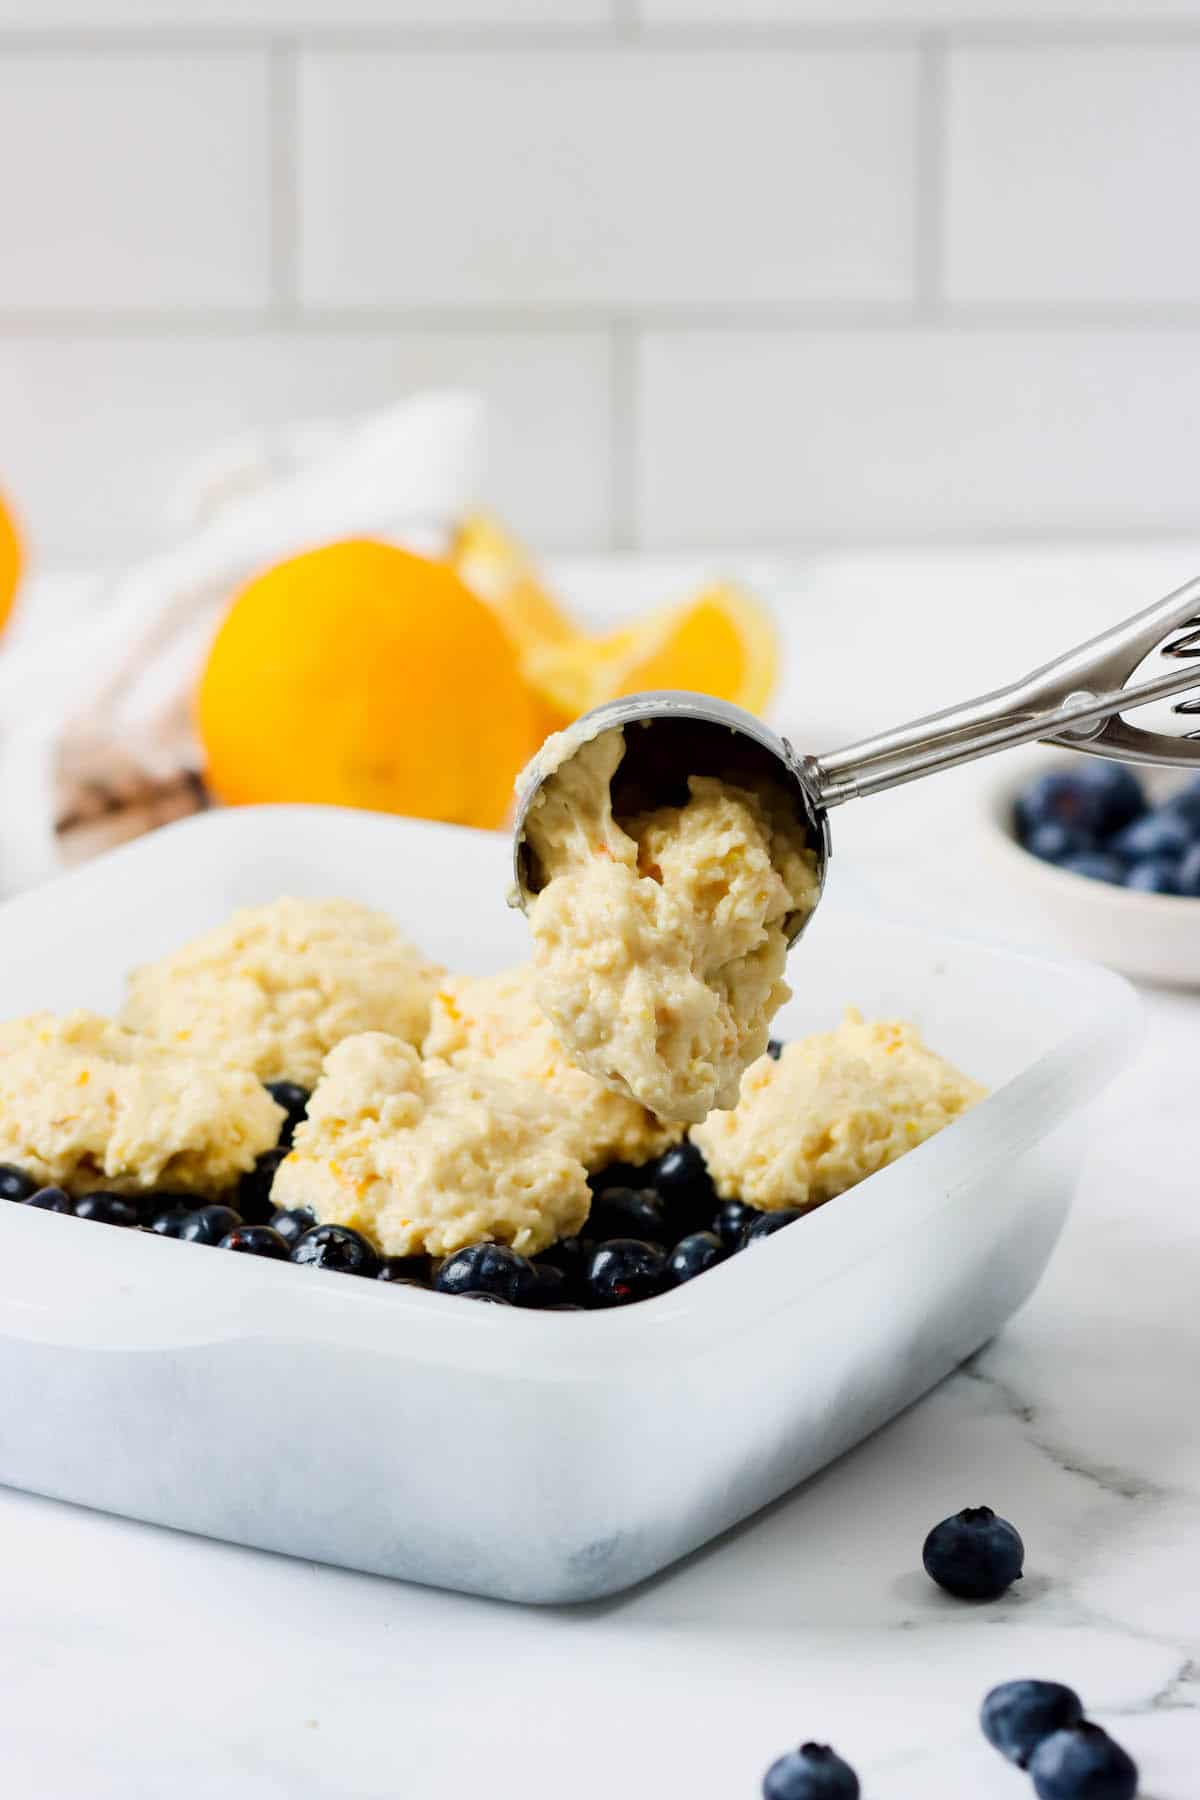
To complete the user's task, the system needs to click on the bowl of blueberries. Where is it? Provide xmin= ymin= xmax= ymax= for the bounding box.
xmin=981 ymin=751 xmax=1200 ymax=985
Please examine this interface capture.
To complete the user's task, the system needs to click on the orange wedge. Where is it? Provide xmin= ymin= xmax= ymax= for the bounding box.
xmin=448 ymin=513 xmax=576 ymax=656
xmin=526 ymin=581 xmax=780 ymax=722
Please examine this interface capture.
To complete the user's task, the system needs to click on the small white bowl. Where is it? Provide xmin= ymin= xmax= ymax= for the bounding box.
xmin=975 ymin=752 xmax=1200 ymax=988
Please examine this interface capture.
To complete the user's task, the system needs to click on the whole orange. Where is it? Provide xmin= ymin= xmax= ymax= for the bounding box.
xmin=0 ymin=490 xmax=23 ymax=640
xmin=196 ymin=539 xmax=544 ymax=830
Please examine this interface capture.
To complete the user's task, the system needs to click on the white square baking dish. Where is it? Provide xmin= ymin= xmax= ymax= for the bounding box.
xmin=0 ymin=805 xmax=1137 ymax=1604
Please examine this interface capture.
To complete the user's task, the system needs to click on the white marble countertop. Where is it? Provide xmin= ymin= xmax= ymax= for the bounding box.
xmin=2 ymin=545 xmax=1199 ymax=1796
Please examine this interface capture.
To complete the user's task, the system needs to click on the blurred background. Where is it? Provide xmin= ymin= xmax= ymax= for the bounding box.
xmin=2 ymin=0 xmax=1200 ymax=951
xmin=2 ymin=2 xmax=1199 ymax=560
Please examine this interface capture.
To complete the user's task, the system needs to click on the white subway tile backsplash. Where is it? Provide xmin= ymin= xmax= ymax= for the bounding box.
xmin=0 ymin=0 xmax=611 ymax=26
xmin=640 ymin=0 xmax=1200 ymax=20
xmin=0 ymin=53 xmax=271 ymax=311
xmin=635 ymin=328 xmax=1200 ymax=544
xmin=297 ymin=48 xmax=918 ymax=309
xmin=0 ymin=331 xmax=611 ymax=559
xmin=946 ymin=45 xmax=1200 ymax=305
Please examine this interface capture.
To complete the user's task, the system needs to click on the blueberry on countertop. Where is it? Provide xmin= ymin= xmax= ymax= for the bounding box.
xmin=713 ymin=1199 xmax=760 ymax=1250
xmin=762 ymin=1742 xmax=860 ymax=1800
xmin=1028 ymin=1723 xmax=1138 ymax=1800
xmin=740 ymin=1208 xmax=807 ymax=1248
xmin=650 ymin=1140 xmax=715 ymax=1234
xmin=433 ymin=1242 xmax=536 ymax=1304
xmin=922 ymin=1505 xmax=1024 ymax=1600
xmin=585 ymin=1238 xmax=667 ymax=1307
xmin=264 ymin=1080 xmax=310 ymax=1146
xmin=981 ymin=1680 xmax=1085 ymax=1768
xmin=1111 ymin=809 xmax=1192 ymax=864
xmin=666 ymin=1230 xmax=727 ymax=1285
xmin=1058 ymin=853 xmax=1126 ymax=886
xmin=588 ymin=1184 xmax=669 ymax=1245
xmin=74 ymin=1192 xmax=139 ymax=1227
xmin=291 ymin=1223 xmax=381 ymax=1278
xmin=177 ymin=1204 xmax=243 ymax=1246
xmin=270 ymin=1205 xmax=317 ymax=1247
xmin=24 ymin=1186 xmax=73 ymax=1213
xmin=377 ymin=1254 xmax=429 ymax=1286
xmin=218 ymin=1224 xmax=291 ymax=1259
xmin=238 ymin=1148 xmax=288 ymax=1224
xmin=146 ymin=1202 xmax=195 ymax=1238
xmin=0 ymin=1163 xmax=37 ymax=1201
xmin=1026 ymin=821 xmax=1097 ymax=864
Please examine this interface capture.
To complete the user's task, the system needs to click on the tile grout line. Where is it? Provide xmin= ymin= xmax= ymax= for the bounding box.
xmin=913 ymin=30 xmax=947 ymax=320
xmin=608 ymin=317 xmax=638 ymax=553
xmin=267 ymin=37 xmax=300 ymax=320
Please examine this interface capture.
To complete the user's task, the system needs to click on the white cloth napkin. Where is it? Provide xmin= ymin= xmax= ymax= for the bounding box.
xmin=0 ymin=389 xmax=483 ymax=893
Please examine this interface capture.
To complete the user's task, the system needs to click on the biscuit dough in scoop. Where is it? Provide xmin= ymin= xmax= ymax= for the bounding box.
xmin=522 ymin=728 xmax=820 ymax=1124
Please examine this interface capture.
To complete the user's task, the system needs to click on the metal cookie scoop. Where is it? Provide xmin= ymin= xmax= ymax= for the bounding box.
xmin=512 ymin=572 xmax=1200 ymax=946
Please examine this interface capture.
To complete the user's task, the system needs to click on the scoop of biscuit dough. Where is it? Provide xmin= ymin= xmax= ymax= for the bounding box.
xmin=691 ymin=1009 xmax=985 ymax=1211
xmin=523 ymin=728 xmax=820 ymax=1125
xmin=423 ymin=965 xmax=682 ymax=1173
xmin=122 ymin=896 xmax=441 ymax=1086
xmin=272 ymin=1032 xmax=590 ymax=1258
xmin=0 ymin=1010 xmax=284 ymax=1196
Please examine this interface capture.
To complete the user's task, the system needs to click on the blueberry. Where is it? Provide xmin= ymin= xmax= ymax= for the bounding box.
xmin=981 ymin=1680 xmax=1085 ymax=1769
xmin=1016 ymin=766 xmax=1143 ymax=841
xmin=587 ymin=1160 xmax=655 ymax=1196
xmin=533 ymin=1237 xmax=588 ymax=1300
xmin=291 ymin=1223 xmax=381 ymax=1277
xmin=548 ymin=1303 xmax=585 ymax=1312
xmin=650 ymin=1141 xmax=716 ymax=1235
xmin=269 ymin=1205 xmax=317 ymax=1247
xmin=264 ymin=1080 xmax=311 ymax=1146
xmin=24 ymin=1185 xmax=73 ymax=1213
xmin=762 ymin=1741 xmax=860 ymax=1800
xmin=1112 ymin=809 xmax=1191 ymax=862
xmin=219 ymin=1224 xmax=291 ymax=1259
xmin=1125 ymin=855 xmax=1180 ymax=895
xmin=1058 ymin=852 xmax=1127 ymax=886
xmin=377 ymin=1254 xmax=429 ymax=1286
xmin=433 ymin=1242 xmax=536 ymax=1303
xmin=1025 ymin=821 xmax=1097 ymax=864
xmin=177 ymin=1204 xmax=243 ymax=1245
xmin=523 ymin=1262 xmax=569 ymax=1308
xmin=585 ymin=1239 xmax=667 ymax=1308
xmin=666 ymin=1230 xmax=727 ymax=1285
xmin=1177 ymin=841 xmax=1200 ymax=897
xmin=588 ymin=1185 xmax=669 ymax=1245
xmin=766 ymin=1038 xmax=784 ymax=1061
xmin=1164 ymin=774 xmax=1200 ymax=834
xmin=237 ymin=1148 xmax=288 ymax=1224
xmin=460 ymin=1291 xmax=512 ymax=1305
xmin=0 ymin=1163 xmax=37 ymax=1201
xmin=73 ymin=1192 xmax=139 ymax=1228
xmin=713 ymin=1198 xmax=760 ymax=1250
xmin=1028 ymin=1723 xmax=1138 ymax=1800
xmin=146 ymin=1202 xmax=195 ymax=1238
xmin=922 ymin=1505 xmax=1024 ymax=1600
xmin=740 ymin=1208 xmax=808 ymax=1248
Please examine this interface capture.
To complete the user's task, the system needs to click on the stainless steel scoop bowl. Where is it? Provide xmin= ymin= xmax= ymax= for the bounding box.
xmin=512 ymin=573 xmax=1200 ymax=947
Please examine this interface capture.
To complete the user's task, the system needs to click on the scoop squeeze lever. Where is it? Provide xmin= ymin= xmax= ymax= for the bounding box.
xmin=511 ymin=572 xmax=1200 ymax=947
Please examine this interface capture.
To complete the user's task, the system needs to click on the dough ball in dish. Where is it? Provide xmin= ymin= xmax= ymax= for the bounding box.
xmin=0 ymin=1010 xmax=284 ymax=1196
xmin=121 ymin=896 xmax=442 ymax=1086
xmin=272 ymin=1032 xmax=590 ymax=1259
xmin=422 ymin=965 xmax=682 ymax=1173
xmin=691 ymin=1009 xmax=985 ymax=1211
